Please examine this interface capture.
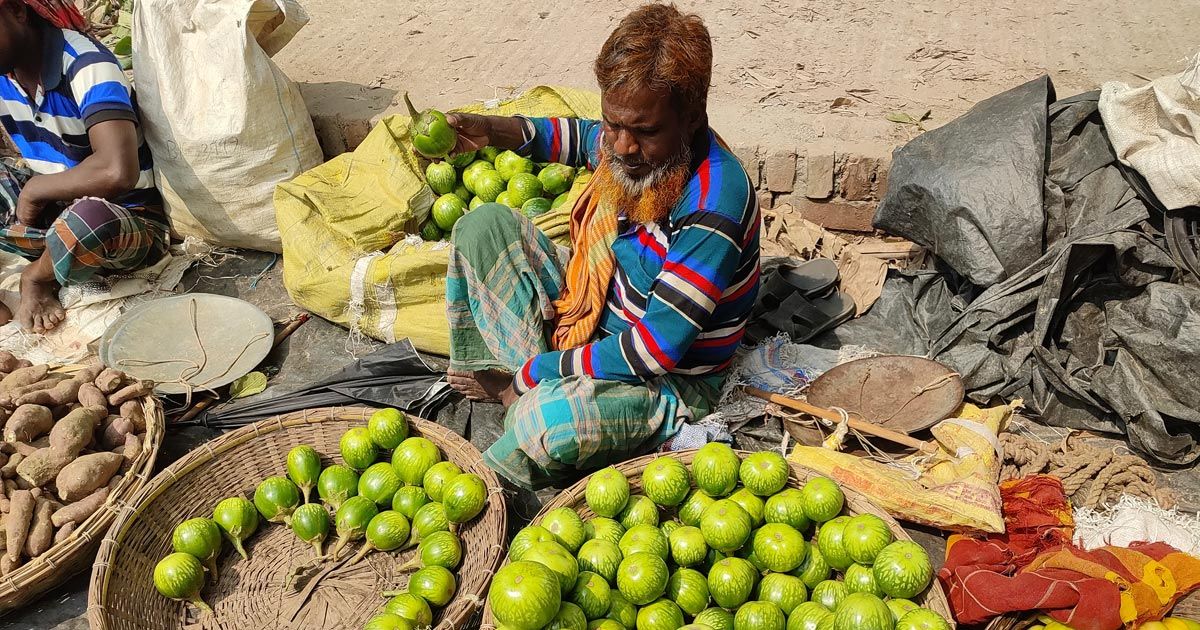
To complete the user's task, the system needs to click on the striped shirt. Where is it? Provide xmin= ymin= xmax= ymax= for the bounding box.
xmin=0 ymin=26 xmax=159 ymax=208
xmin=512 ymin=117 xmax=761 ymax=393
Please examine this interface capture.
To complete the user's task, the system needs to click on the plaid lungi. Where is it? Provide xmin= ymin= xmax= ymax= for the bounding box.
xmin=448 ymin=203 xmax=723 ymax=490
xmin=0 ymin=160 xmax=169 ymax=286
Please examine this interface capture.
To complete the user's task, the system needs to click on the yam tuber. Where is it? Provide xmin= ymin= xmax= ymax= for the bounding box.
xmin=11 ymin=442 xmax=39 ymax=457
xmin=0 ymin=365 xmax=48 ymax=392
xmin=48 ymin=406 xmax=106 ymax=454
xmin=3 ymin=405 xmax=52 ymax=443
xmin=119 ymin=400 xmax=146 ymax=432
xmin=15 ymin=448 xmax=75 ymax=487
xmin=72 ymin=364 xmax=104 ymax=385
xmin=0 ymin=352 xmax=18 ymax=374
xmin=51 ymin=483 xmax=110 ymax=527
xmin=16 ymin=379 xmax=82 ymax=407
xmin=107 ymin=381 xmax=153 ymax=407
xmin=6 ymin=489 xmax=32 ymax=562
xmin=52 ymin=521 xmax=75 ymax=544
xmin=55 ymin=452 xmax=122 ymax=502
xmin=121 ymin=433 xmax=142 ymax=463
xmin=93 ymin=369 xmax=125 ymax=394
xmin=76 ymin=383 xmax=106 ymax=409
xmin=0 ymin=554 xmax=18 ymax=575
xmin=24 ymin=497 xmax=52 ymax=558
xmin=0 ymin=375 xmax=69 ymax=408
xmin=100 ymin=416 xmax=135 ymax=450
xmin=2 ymin=453 xmax=24 ymax=479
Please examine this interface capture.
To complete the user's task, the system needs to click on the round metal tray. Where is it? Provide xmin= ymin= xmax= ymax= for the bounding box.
xmin=806 ymin=354 xmax=964 ymax=434
xmin=99 ymin=294 xmax=274 ymax=395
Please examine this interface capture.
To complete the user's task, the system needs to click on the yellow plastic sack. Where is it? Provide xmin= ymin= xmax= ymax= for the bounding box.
xmin=274 ymin=86 xmax=601 ymax=354
xmin=789 ymin=401 xmax=1020 ymax=533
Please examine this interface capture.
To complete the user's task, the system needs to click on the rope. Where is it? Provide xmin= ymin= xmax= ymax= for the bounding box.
xmin=114 ymin=297 xmax=270 ymax=406
xmin=999 ymin=433 xmax=1176 ymax=509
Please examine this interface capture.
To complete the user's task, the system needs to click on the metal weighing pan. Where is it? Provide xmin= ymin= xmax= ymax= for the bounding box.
xmin=99 ymin=294 xmax=274 ymax=395
xmin=785 ymin=354 xmax=964 ymax=447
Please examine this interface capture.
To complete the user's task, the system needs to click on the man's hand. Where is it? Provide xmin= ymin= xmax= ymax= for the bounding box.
xmin=15 ymin=187 xmax=45 ymax=227
xmin=446 ymin=113 xmax=493 ymax=154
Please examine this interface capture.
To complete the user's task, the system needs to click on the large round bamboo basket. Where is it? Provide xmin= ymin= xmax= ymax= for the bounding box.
xmin=88 ymin=407 xmax=507 ymax=629
xmin=482 ymin=449 xmax=955 ymax=627
xmin=0 ymin=395 xmax=163 ymax=612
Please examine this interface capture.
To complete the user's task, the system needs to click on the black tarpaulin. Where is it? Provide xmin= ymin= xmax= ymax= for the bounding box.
xmin=827 ymin=77 xmax=1200 ymax=466
xmin=199 ymin=339 xmax=454 ymax=428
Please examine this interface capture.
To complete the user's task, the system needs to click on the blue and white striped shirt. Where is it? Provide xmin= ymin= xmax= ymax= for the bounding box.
xmin=0 ymin=26 xmax=158 ymax=207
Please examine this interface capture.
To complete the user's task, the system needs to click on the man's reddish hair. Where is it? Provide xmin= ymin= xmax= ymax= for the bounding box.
xmin=594 ymin=3 xmax=713 ymax=114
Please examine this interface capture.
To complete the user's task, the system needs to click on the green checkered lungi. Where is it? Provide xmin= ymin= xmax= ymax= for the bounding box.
xmin=447 ymin=203 xmax=723 ymax=490
xmin=0 ymin=160 xmax=169 ymax=285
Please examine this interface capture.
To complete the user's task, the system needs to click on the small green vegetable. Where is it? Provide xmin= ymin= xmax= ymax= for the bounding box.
xmin=442 ymin=472 xmax=487 ymax=525
xmin=171 ymin=518 xmax=222 ymax=579
xmin=340 ymin=427 xmax=378 ymax=471
xmin=349 ymin=510 xmax=411 ymax=565
xmin=212 ymin=497 xmax=258 ymax=560
xmin=399 ymin=530 xmax=462 ymax=572
xmin=290 ymin=503 xmax=331 ymax=557
xmin=330 ymin=495 xmax=378 ymax=559
xmin=286 ymin=445 xmax=322 ymax=503
xmin=368 ymin=408 xmax=410 ymax=450
xmin=421 ymin=461 xmax=462 ymax=503
xmin=317 ymin=464 xmax=359 ymax=510
xmin=153 ymin=552 xmax=212 ymax=613
xmin=254 ymin=476 xmax=302 ymax=524
xmin=391 ymin=486 xmax=430 ymax=519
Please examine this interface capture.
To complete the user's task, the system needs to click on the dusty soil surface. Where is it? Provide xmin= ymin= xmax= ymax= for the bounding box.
xmin=275 ymin=0 xmax=1200 ymax=154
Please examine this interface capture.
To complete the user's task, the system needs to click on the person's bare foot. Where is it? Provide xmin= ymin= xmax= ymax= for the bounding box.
xmin=16 ymin=259 xmax=64 ymax=334
xmin=447 ymin=369 xmax=514 ymax=403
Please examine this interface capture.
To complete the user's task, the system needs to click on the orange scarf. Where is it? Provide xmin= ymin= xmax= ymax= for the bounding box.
xmin=551 ymin=167 xmax=617 ymax=350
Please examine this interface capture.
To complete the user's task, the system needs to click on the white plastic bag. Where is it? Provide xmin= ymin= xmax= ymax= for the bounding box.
xmin=1100 ymin=53 xmax=1200 ymax=210
xmin=132 ymin=0 xmax=323 ymax=252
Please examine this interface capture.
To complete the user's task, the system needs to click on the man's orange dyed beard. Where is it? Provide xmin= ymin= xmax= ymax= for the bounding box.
xmin=595 ymin=143 xmax=692 ymax=225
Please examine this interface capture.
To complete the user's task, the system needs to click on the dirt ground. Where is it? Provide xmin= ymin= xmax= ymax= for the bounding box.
xmin=275 ymin=0 xmax=1200 ymax=155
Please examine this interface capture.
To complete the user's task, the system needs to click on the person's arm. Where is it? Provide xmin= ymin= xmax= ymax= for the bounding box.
xmin=16 ymin=120 xmax=140 ymax=224
xmin=446 ymin=114 xmax=601 ymax=169
xmin=511 ymin=190 xmax=753 ymax=394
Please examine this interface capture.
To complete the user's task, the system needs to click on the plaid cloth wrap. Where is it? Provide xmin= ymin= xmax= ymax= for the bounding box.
xmin=0 ymin=160 xmax=169 ymax=285
xmin=448 ymin=203 xmax=723 ymax=489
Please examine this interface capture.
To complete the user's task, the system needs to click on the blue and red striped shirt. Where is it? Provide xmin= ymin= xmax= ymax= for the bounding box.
xmin=512 ymin=117 xmax=760 ymax=393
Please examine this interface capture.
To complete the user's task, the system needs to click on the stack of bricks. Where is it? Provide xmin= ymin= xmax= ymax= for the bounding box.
xmin=733 ymin=146 xmax=891 ymax=233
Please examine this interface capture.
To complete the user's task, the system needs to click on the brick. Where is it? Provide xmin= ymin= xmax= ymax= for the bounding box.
xmin=805 ymin=154 xmax=834 ymax=199
xmin=764 ymin=151 xmax=797 ymax=193
xmin=876 ymin=159 xmax=891 ymax=199
xmin=840 ymin=156 xmax=878 ymax=201
xmin=733 ymin=145 xmax=762 ymax=188
xmin=795 ymin=198 xmax=876 ymax=232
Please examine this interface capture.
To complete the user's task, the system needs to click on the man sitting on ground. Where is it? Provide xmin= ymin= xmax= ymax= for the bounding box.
xmin=0 ymin=0 xmax=167 ymax=332
xmin=444 ymin=3 xmax=760 ymax=489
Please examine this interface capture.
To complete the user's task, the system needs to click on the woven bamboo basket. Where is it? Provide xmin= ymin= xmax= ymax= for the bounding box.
xmin=0 ymin=394 xmax=164 ymax=612
xmin=88 ymin=407 xmax=508 ymax=630
xmin=482 ymin=449 xmax=955 ymax=628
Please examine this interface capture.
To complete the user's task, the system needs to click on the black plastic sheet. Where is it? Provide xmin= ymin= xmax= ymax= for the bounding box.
xmin=833 ymin=78 xmax=1200 ymax=466
xmin=199 ymin=339 xmax=454 ymax=428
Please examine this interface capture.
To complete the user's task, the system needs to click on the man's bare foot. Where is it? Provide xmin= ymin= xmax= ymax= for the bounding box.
xmin=447 ymin=369 xmax=514 ymax=403
xmin=16 ymin=261 xmax=64 ymax=334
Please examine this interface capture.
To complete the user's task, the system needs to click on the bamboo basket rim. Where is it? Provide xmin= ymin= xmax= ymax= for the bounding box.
xmin=482 ymin=448 xmax=955 ymax=628
xmin=87 ymin=406 xmax=508 ymax=630
xmin=0 ymin=394 xmax=164 ymax=613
